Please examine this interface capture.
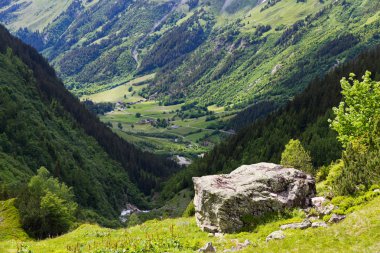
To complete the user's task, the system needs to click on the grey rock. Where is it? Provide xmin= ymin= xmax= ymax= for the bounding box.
xmin=321 ymin=204 xmax=335 ymax=215
xmin=308 ymin=216 xmax=319 ymax=222
xmin=237 ymin=239 xmax=251 ymax=250
xmin=198 ymin=242 xmax=216 ymax=253
xmin=329 ymin=214 xmax=346 ymax=223
xmin=280 ymin=219 xmax=312 ymax=230
xmin=193 ymin=163 xmax=316 ymax=233
xmin=311 ymin=221 xmax=328 ymax=228
xmin=215 ymin=232 xmax=224 ymax=238
xmin=311 ymin=197 xmax=335 ymax=215
xmin=224 ymin=239 xmax=252 ymax=252
xmin=311 ymin=197 xmax=326 ymax=211
xmin=266 ymin=230 xmax=285 ymax=242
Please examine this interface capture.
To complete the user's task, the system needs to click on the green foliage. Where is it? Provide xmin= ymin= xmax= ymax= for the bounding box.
xmin=127 ymin=213 xmax=141 ymax=227
xmin=16 ymin=167 xmax=77 ymax=238
xmin=330 ymin=71 xmax=380 ymax=148
xmin=330 ymin=189 xmax=380 ymax=215
xmin=1 ymin=195 xmax=380 ymax=252
xmin=0 ymin=199 xmax=29 ymax=241
xmin=280 ymin=139 xmax=313 ymax=174
xmin=330 ymin=73 xmax=380 ymax=195
xmin=161 ymin=40 xmax=380 ymax=199
xmin=182 ymin=201 xmax=195 ymax=218
xmin=325 ymin=160 xmax=344 ymax=187
xmin=335 ymin=145 xmax=380 ymax=195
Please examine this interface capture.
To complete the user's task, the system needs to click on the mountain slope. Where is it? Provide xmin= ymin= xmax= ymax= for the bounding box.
xmin=0 ymin=0 xmax=98 ymax=31
xmin=0 ymin=24 xmax=178 ymax=221
xmin=7 ymin=0 xmax=380 ymax=112
xmin=146 ymin=0 xmax=380 ymax=109
xmin=160 ymin=43 xmax=380 ymax=198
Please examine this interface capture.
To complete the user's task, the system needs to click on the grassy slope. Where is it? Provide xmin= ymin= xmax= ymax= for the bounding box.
xmin=1 ymin=0 xmax=100 ymax=31
xmin=81 ymin=74 xmax=155 ymax=103
xmin=0 ymin=199 xmax=28 ymax=243
xmin=147 ymin=0 xmax=380 ymax=108
xmin=1 ymin=196 xmax=379 ymax=252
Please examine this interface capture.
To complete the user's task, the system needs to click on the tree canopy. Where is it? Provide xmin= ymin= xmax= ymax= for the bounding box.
xmin=16 ymin=167 xmax=77 ymax=239
xmin=281 ymin=139 xmax=313 ymax=174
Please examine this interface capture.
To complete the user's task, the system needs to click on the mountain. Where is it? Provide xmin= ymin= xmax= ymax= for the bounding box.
xmin=160 ymin=43 xmax=380 ymax=198
xmin=3 ymin=0 xmax=379 ymax=112
xmin=0 ymin=24 xmax=178 ymax=224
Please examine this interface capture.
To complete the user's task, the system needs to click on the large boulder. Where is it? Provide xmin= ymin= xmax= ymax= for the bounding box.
xmin=193 ymin=163 xmax=316 ymax=233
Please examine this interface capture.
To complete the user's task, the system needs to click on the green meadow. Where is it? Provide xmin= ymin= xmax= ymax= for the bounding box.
xmin=1 ymin=196 xmax=379 ymax=253
xmin=82 ymin=75 xmax=236 ymax=158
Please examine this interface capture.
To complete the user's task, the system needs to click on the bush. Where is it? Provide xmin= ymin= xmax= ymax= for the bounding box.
xmin=182 ymin=201 xmax=195 ymax=217
xmin=127 ymin=213 xmax=141 ymax=227
xmin=16 ymin=167 xmax=77 ymax=238
xmin=334 ymin=145 xmax=380 ymax=195
xmin=281 ymin=139 xmax=313 ymax=174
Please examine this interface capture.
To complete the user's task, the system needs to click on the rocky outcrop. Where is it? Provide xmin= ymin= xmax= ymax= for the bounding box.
xmin=193 ymin=163 xmax=316 ymax=233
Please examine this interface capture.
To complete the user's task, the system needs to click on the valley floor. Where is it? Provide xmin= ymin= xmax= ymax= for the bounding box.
xmin=1 ymin=196 xmax=379 ymax=253
xmin=81 ymin=75 xmax=236 ymax=159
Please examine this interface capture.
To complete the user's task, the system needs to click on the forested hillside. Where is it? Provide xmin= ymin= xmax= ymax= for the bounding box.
xmin=2 ymin=0 xmax=379 ymax=117
xmin=0 ymin=25 xmax=178 ymax=223
xmin=160 ymin=44 xmax=380 ymax=198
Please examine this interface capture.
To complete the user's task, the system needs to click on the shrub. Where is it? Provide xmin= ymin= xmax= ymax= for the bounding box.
xmin=16 ymin=167 xmax=77 ymax=238
xmin=281 ymin=139 xmax=313 ymax=174
xmin=182 ymin=201 xmax=195 ymax=218
xmin=127 ymin=213 xmax=141 ymax=227
xmin=334 ymin=145 xmax=380 ymax=195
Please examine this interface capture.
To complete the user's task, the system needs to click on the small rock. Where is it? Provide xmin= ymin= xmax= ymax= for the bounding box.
xmin=374 ymin=189 xmax=380 ymax=193
xmin=215 ymin=232 xmax=224 ymax=238
xmin=328 ymin=214 xmax=346 ymax=223
xmin=311 ymin=197 xmax=327 ymax=209
xmin=236 ymin=239 xmax=251 ymax=250
xmin=208 ymin=233 xmax=214 ymax=237
xmin=266 ymin=230 xmax=285 ymax=242
xmin=308 ymin=216 xmax=319 ymax=222
xmin=280 ymin=219 xmax=311 ymax=230
xmin=321 ymin=204 xmax=335 ymax=215
xmin=311 ymin=221 xmax=328 ymax=228
xmin=198 ymin=242 xmax=216 ymax=253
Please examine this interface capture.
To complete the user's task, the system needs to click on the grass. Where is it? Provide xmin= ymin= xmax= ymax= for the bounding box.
xmin=80 ymin=74 xmax=155 ymax=103
xmin=0 ymin=199 xmax=29 ymax=243
xmin=92 ymin=96 xmax=234 ymax=156
xmin=1 ymin=196 xmax=379 ymax=252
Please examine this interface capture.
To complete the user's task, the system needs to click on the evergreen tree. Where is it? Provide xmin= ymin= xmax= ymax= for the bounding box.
xmin=280 ymin=139 xmax=313 ymax=174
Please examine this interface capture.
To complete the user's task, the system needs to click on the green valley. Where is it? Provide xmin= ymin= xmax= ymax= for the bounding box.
xmin=81 ymin=74 xmax=236 ymax=158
